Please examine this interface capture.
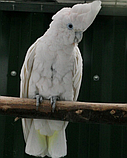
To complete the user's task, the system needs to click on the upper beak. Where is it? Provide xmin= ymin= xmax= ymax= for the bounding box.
xmin=74 ymin=31 xmax=83 ymax=43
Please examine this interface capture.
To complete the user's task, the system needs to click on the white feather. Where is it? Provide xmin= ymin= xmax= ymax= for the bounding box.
xmin=25 ymin=119 xmax=47 ymax=157
xmin=48 ymin=128 xmax=67 ymax=158
xmin=73 ymin=46 xmax=83 ymax=101
xmin=20 ymin=1 xmax=101 ymax=157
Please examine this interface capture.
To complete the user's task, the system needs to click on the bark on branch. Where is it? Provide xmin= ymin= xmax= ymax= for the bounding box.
xmin=0 ymin=96 xmax=127 ymax=125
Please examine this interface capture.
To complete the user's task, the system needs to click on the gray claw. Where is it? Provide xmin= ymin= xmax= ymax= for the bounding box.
xmin=49 ymin=96 xmax=59 ymax=112
xmin=34 ymin=93 xmax=43 ymax=110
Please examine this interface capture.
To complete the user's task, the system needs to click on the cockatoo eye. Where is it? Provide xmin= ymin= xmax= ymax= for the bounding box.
xmin=67 ymin=23 xmax=73 ymax=30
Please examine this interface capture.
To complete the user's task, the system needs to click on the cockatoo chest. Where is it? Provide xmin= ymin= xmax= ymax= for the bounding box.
xmin=29 ymin=47 xmax=75 ymax=100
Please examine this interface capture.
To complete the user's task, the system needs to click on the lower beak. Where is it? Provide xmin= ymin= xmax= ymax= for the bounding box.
xmin=74 ymin=31 xmax=83 ymax=43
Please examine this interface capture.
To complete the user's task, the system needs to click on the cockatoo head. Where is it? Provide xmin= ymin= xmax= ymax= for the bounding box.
xmin=49 ymin=0 xmax=101 ymax=45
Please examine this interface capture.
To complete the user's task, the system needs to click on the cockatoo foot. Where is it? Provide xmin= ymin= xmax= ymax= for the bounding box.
xmin=34 ymin=93 xmax=43 ymax=110
xmin=48 ymin=96 xmax=59 ymax=112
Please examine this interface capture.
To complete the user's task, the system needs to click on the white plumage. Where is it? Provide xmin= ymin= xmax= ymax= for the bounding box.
xmin=20 ymin=1 xmax=101 ymax=158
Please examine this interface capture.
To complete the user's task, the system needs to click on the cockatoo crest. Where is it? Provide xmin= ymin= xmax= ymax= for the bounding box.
xmin=49 ymin=1 xmax=101 ymax=45
xmin=52 ymin=1 xmax=101 ymax=32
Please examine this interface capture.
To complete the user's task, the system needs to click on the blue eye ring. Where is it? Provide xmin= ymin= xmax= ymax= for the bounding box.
xmin=67 ymin=23 xmax=73 ymax=30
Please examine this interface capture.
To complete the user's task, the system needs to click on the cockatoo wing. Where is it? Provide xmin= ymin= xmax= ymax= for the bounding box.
xmin=20 ymin=40 xmax=37 ymax=98
xmin=20 ymin=41 xmax=36 ymax=142
xmin=73 ymin=46 xmax=82 ymax=101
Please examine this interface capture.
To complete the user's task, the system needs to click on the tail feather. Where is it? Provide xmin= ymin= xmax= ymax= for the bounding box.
xmin=22 ymin=118 xmax=33 ymax=142
xmin=48 ymin=129 xmax=67 ymax=158
xmin=23 ymin=119 xmax=47 ymax=157
xmin=22 ymin=119 xmax=68 ymax=158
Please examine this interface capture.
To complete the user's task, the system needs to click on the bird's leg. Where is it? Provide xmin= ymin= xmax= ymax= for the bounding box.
xmin=49 ymin=96 xmax=59 ymax=112
xmin=34 ymin=93 xmax=43 ymax=110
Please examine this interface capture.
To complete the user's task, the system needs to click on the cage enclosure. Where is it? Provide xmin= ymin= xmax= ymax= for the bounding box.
xmin=0 ymin=0 xmax=127 ymax=158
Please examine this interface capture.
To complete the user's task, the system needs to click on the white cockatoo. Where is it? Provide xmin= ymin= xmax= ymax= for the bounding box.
xmin=20 ymin=1 xmax=101 ymax=158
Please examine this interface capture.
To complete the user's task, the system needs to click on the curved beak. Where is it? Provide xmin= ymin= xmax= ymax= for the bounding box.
xmin=74 ymin=31 xmax=83 ymax=43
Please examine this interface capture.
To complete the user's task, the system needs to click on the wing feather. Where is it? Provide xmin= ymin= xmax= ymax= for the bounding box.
xmin=20 ymin=40 xmax=37 ymax=142
xmin=73 ymin=46 xmax=83 ymax=101
xmin=20 ymin=42 xmax=37 ymax=98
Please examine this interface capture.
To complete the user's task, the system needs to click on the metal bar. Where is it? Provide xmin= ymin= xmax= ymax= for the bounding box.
xmin=0 ymin=1 xmax=73 ymax=13
xmin=0 ymin=1 xmax=127 ymax=16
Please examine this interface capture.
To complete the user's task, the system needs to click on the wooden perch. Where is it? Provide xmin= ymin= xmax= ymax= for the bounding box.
xmin=0 ymin=96 xmax=127 ymax=125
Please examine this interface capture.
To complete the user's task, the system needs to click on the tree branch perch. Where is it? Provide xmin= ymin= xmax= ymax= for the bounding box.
xmin=0 ymin=96 xmax=127 ymax=125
